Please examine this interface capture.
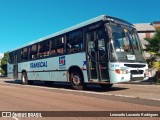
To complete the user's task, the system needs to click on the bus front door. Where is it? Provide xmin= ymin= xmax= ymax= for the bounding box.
xmin=87 ymin=29 xmax=109 ymax=82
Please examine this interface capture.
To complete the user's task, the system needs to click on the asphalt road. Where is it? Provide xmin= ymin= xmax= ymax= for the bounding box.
xmin=0 ymin=77 xmax=160 ymax=120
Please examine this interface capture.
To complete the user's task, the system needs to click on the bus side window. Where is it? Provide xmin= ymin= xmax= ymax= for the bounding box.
xmin=66 ymin=30 xmax=83 ymax=53
xmin=50 ymin=38 xmax=57 ymax=55
xmin=21 ymin=47 xmax=28 ymax=61
xmin=50 ymin=36 xmax=64 ymax=55
xmin=56 ymin=37 xmax=64 ymax=54
xmin=30 ymin=44 xmax=38 ymax=59
xmin=39 ymin=40 xmax=49 ymax=58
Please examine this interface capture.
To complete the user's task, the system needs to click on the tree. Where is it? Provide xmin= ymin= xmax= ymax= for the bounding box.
xmin=146 ymin=27 xmax=160 ymax=54
xmin=145 ymin=27 xmax=160 ymax=83
xmin=0 ymin=52 xmax=9 ymax=75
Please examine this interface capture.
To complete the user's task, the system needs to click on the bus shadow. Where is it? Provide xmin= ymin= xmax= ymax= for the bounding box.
xmin=4 ymin=80 xmax=129 ymax=92
xmin=85 ymin=84 xmax=128 ymax=92
xmin=4 ymin=80 xmax=22 ymax=84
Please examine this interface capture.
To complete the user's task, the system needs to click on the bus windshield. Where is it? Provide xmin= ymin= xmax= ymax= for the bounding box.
xmin=110 ymin=24 xmax=145 ymax=62
xmin=128 ymin=30 xmax=141 ymax=52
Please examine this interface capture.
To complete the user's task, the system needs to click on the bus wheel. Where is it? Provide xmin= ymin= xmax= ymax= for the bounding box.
xmin=21 ymin=72 xmax=28 ymax=85
xmin=70 ymin=71 xmax=84 ymax=90
xmin=100 ymin=84 xmax=113 ymax=89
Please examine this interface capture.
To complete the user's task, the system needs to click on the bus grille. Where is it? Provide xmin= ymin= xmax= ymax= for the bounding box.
xmin=124 ymin=64 xmax=146 ymax=68
xmin=131 ymin=77 xmax=144 ymax=81
xmin=130 ymin=70 xmax=144 ymax=75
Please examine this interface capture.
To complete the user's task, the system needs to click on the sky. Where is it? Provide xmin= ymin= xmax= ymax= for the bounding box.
xmin=0 ymin=0 xmax=160 ymax=53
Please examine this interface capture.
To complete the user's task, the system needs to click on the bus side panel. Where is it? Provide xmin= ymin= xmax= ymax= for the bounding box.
xmin=82 ymin=70 xmax=88 ymax=83
xmin=49 ymin=52 xmax=87 ymax=82
xmin=48 ymin=56 xmax=68 ymax=82
xmin=17 ymin=52 xmax=88 ymax=82
xmin=7 ymin=63 xmax=14 ymax=79
xmin=36 ymin=72 xmax=51 ymax=81
xmin=18 ymin=62 xmax=29 ymax=80
xmin=27 ymin=72 xmax=35 ymax=80
xmin=20 ymin=71 xmax=51 ymax=81
xmin=50 ymin=71 xmax=67 ymax=82
xmin=18 ymin=72 xmax=21 ymax=80
xmin=65 ymin=52 xmax=88 ymax=81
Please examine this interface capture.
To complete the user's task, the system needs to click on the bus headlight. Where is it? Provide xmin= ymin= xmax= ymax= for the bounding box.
xmin=115 ymin=69 xmax=129 ymax=74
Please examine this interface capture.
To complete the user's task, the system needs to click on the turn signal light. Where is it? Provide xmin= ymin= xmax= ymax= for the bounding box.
xmin=115 ymin=69 xmax=129 ymax=74
xmin=115 ymin=69 xmax=121 ymax=74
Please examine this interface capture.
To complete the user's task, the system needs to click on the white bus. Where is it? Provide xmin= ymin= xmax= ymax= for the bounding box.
xmin=7 ymin=15 xmax=149 ymax=90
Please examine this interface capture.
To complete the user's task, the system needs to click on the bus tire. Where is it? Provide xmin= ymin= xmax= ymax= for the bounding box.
xmin=70 ymin=70 xmax=84 ymax=90
xmin=100 ymin=84 xmax=113 ymax=89
xmin=21 ymin=72 xmax=28 ymax=85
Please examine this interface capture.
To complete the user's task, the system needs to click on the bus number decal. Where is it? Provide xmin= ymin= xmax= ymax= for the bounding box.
xmin=111 ymin=64 xmax=119 ymax=68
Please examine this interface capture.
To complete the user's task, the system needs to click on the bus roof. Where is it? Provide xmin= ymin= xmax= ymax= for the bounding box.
xmin=9 ymin=15 xmax=133 ymax=52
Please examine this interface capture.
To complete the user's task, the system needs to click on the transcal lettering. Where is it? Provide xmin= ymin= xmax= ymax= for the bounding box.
xmin=30 ymin=61 xmax=47 ymax=68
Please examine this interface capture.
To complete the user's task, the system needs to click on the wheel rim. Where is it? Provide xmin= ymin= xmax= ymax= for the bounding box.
xmin=22 ymin=74 xmax=26 ymax=83
xmin=72 ymin=75 xmax=81 ymax=85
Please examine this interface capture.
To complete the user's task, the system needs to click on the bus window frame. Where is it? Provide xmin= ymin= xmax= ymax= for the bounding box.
xmin=38 ymin=40 xmax=50 ymax=58
xmin=66 ymin=29 xmax=84 ymax=53
xmin=50 ymin=35 xmax=65 ymax=55
xmin=30 ymin=44 xmax=38 ymax=60
xmin=21 ymin=47 xmax=29 ymax=61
